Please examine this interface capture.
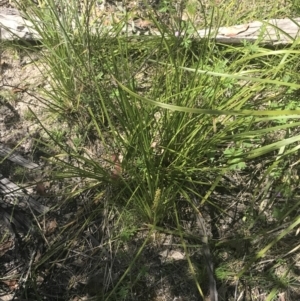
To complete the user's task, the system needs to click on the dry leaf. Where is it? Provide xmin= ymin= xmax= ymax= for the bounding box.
xmin=181 ymin=11 xmax=190 ymax=22
xmin=134 ymin=19 xmax=153 ymax=28
xmin=218 ymin=24 xmax=249 ymax=37
xmin=35 ymin=182 xmax=46 ymax=195
xmin=1 ymin=279 xmax=18 ymax=291
xmin=0 ymin=294 xmax=14 ymax=301
xmin=12 ymin=87 xmax=26 ymax=93
xmin=111 ymin=153 xmax=122 ymax=179
xmin=0 ymin=240 xmax=14 ymax=257
xmin=151 ymin=141 xmax=158 ymax=148
xmin=159 ymin=250 xmax=185 ymax=262
xmin=45 ymin=219 xmax=57 ymax=236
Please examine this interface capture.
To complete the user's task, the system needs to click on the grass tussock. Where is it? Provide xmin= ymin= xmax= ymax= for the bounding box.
xmin=3 ymin=0 xmax=300 ymax=299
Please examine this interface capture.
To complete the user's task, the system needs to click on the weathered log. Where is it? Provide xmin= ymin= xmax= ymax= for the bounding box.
xmin=0 ymin=8 xmax=39 ymax=40
xmin=0 ymin=144 xmax=40 ymax=169
xmin=0 ymin=174 xmax=50 ymax=214
xmin=0 ymin=7 xmax=300 ymax=45
xmin=0 ymin=144 xmax=49 ymax=214
xmin=199 ymin=18 xmax=300 ymax=45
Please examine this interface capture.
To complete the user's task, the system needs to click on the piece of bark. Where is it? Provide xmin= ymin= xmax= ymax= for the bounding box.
xmin=0 ymin=11 xmax=39 ymax=40
xmin=0 ymin=144 xmax=39 ymax=169
xmin=0 ymin=174 xmax=50 ymax=214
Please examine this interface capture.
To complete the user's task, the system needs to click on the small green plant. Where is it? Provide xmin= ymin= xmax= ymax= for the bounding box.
xmin=158 ymin=0 xmax=176 ymax=13
xmin=116 ymin=285 xmax=130 ymax=300
xmin=23 ymin=108 xmax=36 ymax=121
xmin=0 ymin=90 xmax=18 ymax=105
xmin=223 ymin=147 xmax=246 ymax=170
xmin=49 ymin=129 xmax=66 ymax=144
xmin=119 ymin=227 xmax=137 ymax=242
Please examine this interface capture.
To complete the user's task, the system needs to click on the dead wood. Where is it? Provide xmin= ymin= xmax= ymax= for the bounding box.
xmin=0 ymin=8 xmax=300 ymax=45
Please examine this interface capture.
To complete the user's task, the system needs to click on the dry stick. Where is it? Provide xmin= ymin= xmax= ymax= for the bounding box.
xmin=111 ymin=153 xmax=122 ymax=179
xmin=11 ymin=249 xmax=36 ymax=301
xmin=195 ymin=211 xmax=218 ymax=301
xmin=0 ymin=144 xmax=40 ymax=169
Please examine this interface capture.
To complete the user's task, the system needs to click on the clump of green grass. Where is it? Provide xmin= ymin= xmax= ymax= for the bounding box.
xmin=13 ymin=0 xmax=300 ymax=299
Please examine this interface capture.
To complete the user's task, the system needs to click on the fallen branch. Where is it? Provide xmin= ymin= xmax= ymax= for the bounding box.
xmin=0 ymin=7 xmax=300 ymax=45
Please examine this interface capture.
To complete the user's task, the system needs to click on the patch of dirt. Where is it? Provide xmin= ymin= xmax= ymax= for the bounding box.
xmin=0 ymin=48 xmax=45 ymax=151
